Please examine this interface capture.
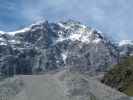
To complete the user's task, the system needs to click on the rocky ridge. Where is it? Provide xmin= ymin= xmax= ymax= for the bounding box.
xmin=0 ymin=20 xmax=119 ymax=76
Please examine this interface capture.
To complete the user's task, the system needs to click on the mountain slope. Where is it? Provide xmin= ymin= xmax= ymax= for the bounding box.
xmin=0 ymin=20 xmax=119 ymax=76
xmin=119 ymin=40 xmax=133 ymax=57
xmin=101 ymin=56 xmax=133 ymax=96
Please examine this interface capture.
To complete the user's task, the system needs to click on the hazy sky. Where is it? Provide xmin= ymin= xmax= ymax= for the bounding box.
xmin=0 ymin=0 xmax=132 ymax=40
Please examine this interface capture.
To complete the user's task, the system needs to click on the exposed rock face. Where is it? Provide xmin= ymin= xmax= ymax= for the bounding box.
xmin=0 ymin=20 xmax=119 ymax=76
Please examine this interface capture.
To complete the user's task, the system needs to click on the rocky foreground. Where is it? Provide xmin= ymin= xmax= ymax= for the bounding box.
xmin=0 ymin=70 xmax=131 ymax=100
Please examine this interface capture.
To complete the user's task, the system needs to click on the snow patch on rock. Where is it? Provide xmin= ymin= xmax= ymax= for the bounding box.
xmin=61 ymin=52 xmax=68 ymax=64
xmin=56 ymin=23 xmax=102 ymax=44
xmin=119 ymin=40 xmax=133 ymax=46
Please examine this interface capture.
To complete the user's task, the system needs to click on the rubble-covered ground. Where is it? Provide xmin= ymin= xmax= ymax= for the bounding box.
xmin=0 ymin=70 xmax=131 ymax=100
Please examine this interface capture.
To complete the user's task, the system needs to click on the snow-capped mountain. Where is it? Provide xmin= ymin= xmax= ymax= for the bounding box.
xmin=119 ymin=40 xmax=133 ymax=46
xmin=0 ymin=20 xmax=119 ymax=76
xmin=118 ymin=40 xmax=133 ymax=57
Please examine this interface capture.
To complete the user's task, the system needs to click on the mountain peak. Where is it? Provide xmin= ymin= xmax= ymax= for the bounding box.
xmin=56 ymin=20 xmax=106 ymax=45
xmin=31 ymin=19 xmax=48 ymax=26
xmin=0 ymin=20 xmax=120 ymax=76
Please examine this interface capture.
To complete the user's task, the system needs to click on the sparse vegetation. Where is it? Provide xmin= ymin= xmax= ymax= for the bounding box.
xmin=102 ymin=56 xmax=133 ymax=96
xmin=90 ymin=94 xmax=97 ymax=100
